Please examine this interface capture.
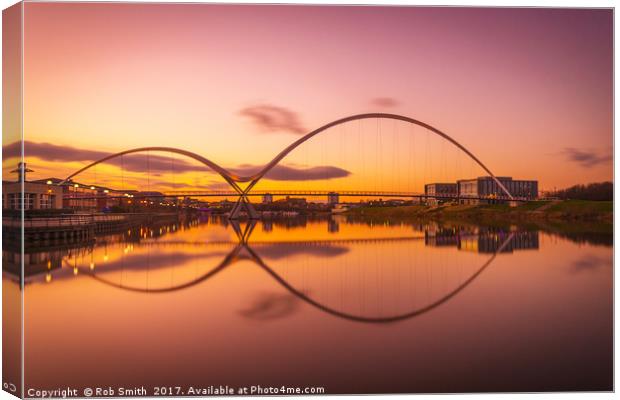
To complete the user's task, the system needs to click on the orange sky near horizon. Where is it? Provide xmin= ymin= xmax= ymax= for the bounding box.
xmin=3 ymin=3 xmax=613 ymax=193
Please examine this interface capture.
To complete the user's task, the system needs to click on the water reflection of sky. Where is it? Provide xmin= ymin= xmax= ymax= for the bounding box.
xmin=2 ymin=217 xmax=612 ymax=393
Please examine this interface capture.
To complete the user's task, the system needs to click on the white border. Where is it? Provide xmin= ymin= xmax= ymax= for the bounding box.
xmin=0 ymin=2 xmax=615 ymax=400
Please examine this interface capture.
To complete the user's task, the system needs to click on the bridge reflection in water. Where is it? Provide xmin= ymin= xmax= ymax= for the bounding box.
xmin=4 ymin=216 xmax=613 ymax=393
xmin=6 ymin=216 xmax=540 ymax=323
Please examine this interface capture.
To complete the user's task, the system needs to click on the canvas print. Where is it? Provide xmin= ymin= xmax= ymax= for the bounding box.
xmin=2 ymin=2 xmax=613 ymax=397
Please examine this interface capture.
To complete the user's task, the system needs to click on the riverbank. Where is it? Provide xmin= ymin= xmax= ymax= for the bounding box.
xmin=344 ymin=200 xmax=613 ymax=233
xmin=2 ymin=212 xmax=184 ymax=250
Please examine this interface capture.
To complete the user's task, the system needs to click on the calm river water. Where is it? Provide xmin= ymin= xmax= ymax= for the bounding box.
xmin=3 ymin=215 xmax=613 ymax=394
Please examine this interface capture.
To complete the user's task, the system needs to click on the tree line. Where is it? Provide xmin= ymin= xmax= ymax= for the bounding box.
xmin=549 ymin=181 xmax=613 ymax=201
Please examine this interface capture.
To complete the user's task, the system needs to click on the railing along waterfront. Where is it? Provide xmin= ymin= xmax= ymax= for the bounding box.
xmin=3 ymin=214 xmax=128 ymax=229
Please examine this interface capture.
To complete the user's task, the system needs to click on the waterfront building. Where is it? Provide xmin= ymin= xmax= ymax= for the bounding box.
xmin=262 ymin=193 xmax=273 ymax=204
xmin=2 ymin=180 xmax=63 ymax=210
xmin=424 ymin=183 xmax=458 ymax=197
xmin=2 ymin=165 xmax=63 ymax=210
xmin=411 ymin=197 xmax=423 ymax=204
xmin=424 ymin=183 xmax=458 ymax=206
xmin=273 ymin=196 xmax=307 ymax=208
xmin=30 ymin=178 xmax=99 ymax=210
xmin=63 ymin=184 xmax=100 ymax=210
xmin=457 ymin=176 xmax=538 ymax=204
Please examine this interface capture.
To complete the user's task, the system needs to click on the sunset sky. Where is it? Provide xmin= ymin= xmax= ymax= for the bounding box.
xmin=4 ymin=3 xmax=613 ymax=193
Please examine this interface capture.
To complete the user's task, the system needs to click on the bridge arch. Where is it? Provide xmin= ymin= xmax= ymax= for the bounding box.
xmin=71 ymin=233 xmax=514 ymax=324
xmin=60 ymin=113 xmax=513 ymax=209
xmin=241 ymin=113 xmax=513 ymax=199
xmin=249 ymin=234 xmax=512 ymax=323
xmin=59 ymin=146 xmax=243 ymax=192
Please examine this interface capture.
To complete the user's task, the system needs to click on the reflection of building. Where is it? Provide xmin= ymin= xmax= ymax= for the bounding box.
xmin=3 ymin=249 xmax=64 ymax=277
xmin=459 ymin=230 xmax=539 ymax=253
xmin=425 ymin=225 xmax=539 ymax=254
xmin=328 ymin=218 xmax=340 ymax=233
xmin=262 ymin=220 xmax=273 ymax=232
xmin=327 ymin=192 xmax=339 ymax=205
xmin=480 ymin=231 xmax=539 ymax=253
xmin=424 ymin=226 xmax=460 ymax=247
xmin=457 ymin=176 xmax=538 ymax=204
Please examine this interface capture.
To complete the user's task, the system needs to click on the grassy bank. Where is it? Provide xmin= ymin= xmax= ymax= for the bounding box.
xmin=344 ymin=200 xmax=613 ymax=231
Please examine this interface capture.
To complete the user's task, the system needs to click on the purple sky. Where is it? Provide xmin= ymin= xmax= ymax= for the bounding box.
xmin=15 ymin=4 xmax=614 ymax=190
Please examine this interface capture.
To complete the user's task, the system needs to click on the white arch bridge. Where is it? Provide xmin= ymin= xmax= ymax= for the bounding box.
xmin=60 ymin=113 xmax=516 ymax=219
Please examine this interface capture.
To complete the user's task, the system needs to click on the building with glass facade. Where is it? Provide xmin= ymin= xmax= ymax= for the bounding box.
xmin=457 ymin=176 xmax=538 ymax=204
xmin=424 ymin=183 xmax=458 ymax=197
xmin=2 ymin=181 xmax=63 ymax=210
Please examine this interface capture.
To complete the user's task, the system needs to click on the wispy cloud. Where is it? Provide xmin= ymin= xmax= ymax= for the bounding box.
xmin=3 ymin=141 xmax=209 ymax=174
xmin=230 ymin=163 xmax=351 ymax=181
xmin=561 ymin=147 xmax=612 ymax=168
xmin=239 ymin=104 xmax=307 ymax=135
xmin=371 ymin=97 xmax=399 ymax=108
xmin=3 ymin=141 xmax=350 ymax=183
xmin=238 ymin=291 xmax=303 ymax=321
xmin=570 ymin=254 xmax=612 ymax=273
xmin=205 ymin=181 xmax=233 ymax=191
xmin=150 ymin=181 xmax=229 ymax=191
xmin=256 ymin=243 xmax=349 ymax=260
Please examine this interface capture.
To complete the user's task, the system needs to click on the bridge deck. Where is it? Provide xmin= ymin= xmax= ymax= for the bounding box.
xmin=61 ymin=190 xmax=525 ymax=201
